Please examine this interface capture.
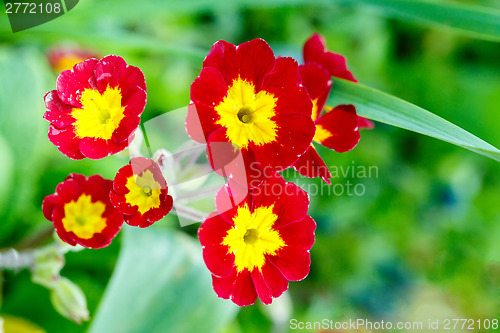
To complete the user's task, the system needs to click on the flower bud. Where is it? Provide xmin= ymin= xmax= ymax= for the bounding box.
xmin=31 ymin=246 xmax=64 ymax=289
xmin=50 ymin=278 xmax=89 ymax=323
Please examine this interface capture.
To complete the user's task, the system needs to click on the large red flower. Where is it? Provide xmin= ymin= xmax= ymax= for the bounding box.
xmin=43 ymin=55 xmax=147 ymax=159
xmin=42 ymin=174 xmax=124 ymax=249
xmin=187 ymin=39 xmax=315 ymax=188
xmin=110 ymin=157 xmax=173 ymax=228
xmin=293 ymin=34 xmax=374 ymax=183
xmin=198 ymin=174 xmax=316 ymax=306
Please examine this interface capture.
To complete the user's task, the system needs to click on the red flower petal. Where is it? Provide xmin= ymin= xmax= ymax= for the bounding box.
xmin=78 ymin=136 xmax=127 ymax=160
xmin=271 ymin=84 xmax=313 ymax=117
xmin=186 ymin=103 xmax=209 ymax=143
xmin=43 ymin=90 xmax=76 ymax=129
xmin=203 ymin=40 xmax=239 ymax=86
xmin=94 ymin=55 xmax=146 ymax=93
xmin=358 ymin=116 xmax=375 ymax=130
xmin=261 ymin=57 xmax=301 ymax=96
xmin=47 ymin=125 xmax=85 ymax=160
xmin=56 ymin=58 xmax=98 ymax=108
xmin=206 ymin=128 xmax=263 ymax=188
xmin=303 ymin=33 xmax=357 ymax=82
xmin=237 ymin=39 xmax=275 ymax=88
xmin=42 ymin=194 xmax=59 ymax=221
xmin=270 ymin=215 xmax=316 ymax=281
xmin=292 ymin=145 xmax=332 ymax=184
xmin=250 ymin=114 xmax=315 ymax=172
xmin=133 ymin=194 xmax=173 ymax=227
xmin=315 ymin=104 xmax=360 ymax=152
xmin=198 ymin=214 xmax=235 ymax=278
xmin=204 ymin=39 xmax=275 ymax=88
xmin=191 ymin=66 xmax=227 ymax=107
xmin=299 ymin=63 xmax=332 ymax=121
xmin=252 ymin=173 xmax=310 ymax=228
xmin=112 ymin=86 xmax=146 ymax=144
xmin=212 ymin=268 xmax=258 ymax=306
xmin=251 ymin=260 xmax=289 ymax=305
xmin=215 ymin=179 xmax=250 ymax=220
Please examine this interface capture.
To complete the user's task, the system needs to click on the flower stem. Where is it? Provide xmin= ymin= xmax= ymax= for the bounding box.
xmin=175 ymin=185 xmax=221 ymax=203
xmin=0 ymin=248 xmax=34 ymax=270
xmin=171 ymin=205 xmax=208 ymax=222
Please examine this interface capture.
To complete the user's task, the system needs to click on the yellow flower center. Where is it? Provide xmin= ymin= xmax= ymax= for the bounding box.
xmin=222 ymin=204 xmax=285 ymax=272
xmin=313 ymin=124 xmax=332 ymax=143
xmin=124 ymin=170 xmax=162 ymax=214
xmin=72 ymin=86 xmax=125 ymax=140
xmin=62 ymin=194 xmax=107 ymax=239
xmin=214 ymin=78 xmax=278 ymax=149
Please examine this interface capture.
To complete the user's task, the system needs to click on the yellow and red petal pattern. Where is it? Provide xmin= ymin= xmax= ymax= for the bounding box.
xmin=292 ymin=145 xmax=332 ymax=184
xmin=198 ymin=174 xmax=316 ymax=306
xmin=303 ymin=33 xmax=357 ymax=82
xmin=299 ymin=63 xmax=332 ymax=122
xmin=110 ymin=157 xmax=173 ymax=228
xmin=44 ymin=55 xmax=147 ymax=160
xmin=42 ymin=173 xmax=124 ymax=249
xmin=314 ymin=104 xmax=360 ymax=153
xmin=189 ymin=39 xmax=315 ymax=188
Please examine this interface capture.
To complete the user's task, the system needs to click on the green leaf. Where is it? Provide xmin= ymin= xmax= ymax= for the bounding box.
xmin=88 ymin=226 xmax=239 ymax=333
xmin=340 ymin=0 xmax=500 ymax=41
xmin=330 ymin=78 xmax=500 ymax=162
xmin=0 ymin=47 xmax=52 ymax=242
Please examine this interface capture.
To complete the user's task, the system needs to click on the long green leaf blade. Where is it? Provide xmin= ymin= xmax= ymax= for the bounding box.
xmin=341 ymin=0 xmax=500 ymax=41
xmin=330 ymin=79 xmax=500 ymax=162
xmin=89 ymin=226 xmax=238 ymax=333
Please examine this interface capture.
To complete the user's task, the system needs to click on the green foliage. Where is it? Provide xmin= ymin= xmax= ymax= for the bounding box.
xmin=0 ymin=0 xmax=499 ymax=332
xmin=331 ymin=78 xmax=500 ymax=161
xmin=88 ymin=226 xmax=238 ymax=333
xmin=339 ymin=0 xmax=500 ymax=41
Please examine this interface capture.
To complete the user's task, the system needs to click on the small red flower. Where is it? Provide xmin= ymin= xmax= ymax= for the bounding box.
xmin=47 ymin=46 xmax=99 ymax=73
xmin=110 ymin=157 xmax=173 ymax=228
xmin=42 ymin=173 xmax=124 ymax=249
xmin=198 ymin=174 xmax=316 ymax=306
xmin=293 ymin=34 xmax=375 ymax=183
xmin=44 ymin=55 xmax=147 ymax=159
xmin=187 ymin=39 xmax=315 ymax=187
xmin=303 ymin=33 xmax=374 ymax=130
xmin=304 ymin=33 xmax=357 ymax=82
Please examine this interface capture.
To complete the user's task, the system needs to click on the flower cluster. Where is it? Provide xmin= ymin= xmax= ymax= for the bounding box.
xmin=43 ymin=56 xmax=173 ymax=248
xmin=42 ymin=34 xmax=372 ymax=307
xmin=189 ymin=34 xmax=373 ymax=305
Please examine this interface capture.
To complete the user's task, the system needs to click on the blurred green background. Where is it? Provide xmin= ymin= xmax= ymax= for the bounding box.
xmin=1 ymin=0 xmax=500 ymax=332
